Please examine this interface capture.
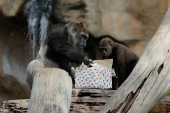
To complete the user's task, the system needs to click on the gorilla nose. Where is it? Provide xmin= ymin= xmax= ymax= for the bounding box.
xmin=102 ymin=52 xmax=105 ymax=56
xmin=79 ymin=43 xmax=86 ymax=48
xmin=100 ymin=47 xmax=107 ymax=52
xmin=81 ymin=44 xmax=86 ymax=48
xmin=99 ymin=47 xmax=107 ymax=56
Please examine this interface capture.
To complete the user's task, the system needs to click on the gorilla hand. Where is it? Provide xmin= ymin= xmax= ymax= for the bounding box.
xmin=83 ymin=58 xmax=93 ymax=67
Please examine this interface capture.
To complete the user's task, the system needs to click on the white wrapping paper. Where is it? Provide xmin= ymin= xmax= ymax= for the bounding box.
xmin=75 ymin=62 xmax=116 ymax=89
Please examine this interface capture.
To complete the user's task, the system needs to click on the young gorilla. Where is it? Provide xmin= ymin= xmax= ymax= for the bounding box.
xmin=99 ymin=38 xmax=139 ymax=88
xmin=27 ymin=20 xmax=92 ymax=88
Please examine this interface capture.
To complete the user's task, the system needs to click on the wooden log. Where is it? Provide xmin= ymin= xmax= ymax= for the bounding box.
xmin=71 ymin=97 xmax=110 ymax=103
xmin=27 ymin=68 xmax=72 ymax=113
xmin=100 ymin=7 xmax=170 ymax=113
xmin=0 ymin=99 xmax=29 ymax=113
xmin=1 ymin=89 xmax=170 ymax=113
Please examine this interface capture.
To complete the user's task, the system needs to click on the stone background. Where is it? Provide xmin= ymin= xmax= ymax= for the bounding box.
xmin=53 ymin=0 xmax=168 ymax=56
xmin=0 ymin=0 xmax=169 ymax=106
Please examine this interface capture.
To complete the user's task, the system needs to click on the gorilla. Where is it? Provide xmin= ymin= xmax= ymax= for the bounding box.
xmin=27 ymin=20 xmax=92 ymax=88
xmin=99 ymin=38 xmax=139 ymax=88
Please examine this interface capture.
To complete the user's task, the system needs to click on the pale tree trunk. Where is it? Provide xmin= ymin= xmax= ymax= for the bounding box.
xmin=100 ymin=7 xmax=170 ymax=113
xmin=27 ymin=68 xmax=72 ymax=113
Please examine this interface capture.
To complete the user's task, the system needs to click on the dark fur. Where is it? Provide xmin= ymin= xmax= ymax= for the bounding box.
xmin=27 ymin=20 xmax=91 ymax=87
xmin=99 ymin=38 xmax=139 ymax=88
xmin=45 ymin=23 xmax=90 ymax=76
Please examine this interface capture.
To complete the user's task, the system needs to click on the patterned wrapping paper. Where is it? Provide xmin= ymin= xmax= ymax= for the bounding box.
xmin=75 ymin=63 xmax=116 ymax=89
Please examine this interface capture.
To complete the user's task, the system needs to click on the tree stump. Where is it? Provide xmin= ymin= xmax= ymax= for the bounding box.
xmin=100 ymin=7 xmax=170 ymax=113
xmin=27 ymin=68 xmax=72 ymax=113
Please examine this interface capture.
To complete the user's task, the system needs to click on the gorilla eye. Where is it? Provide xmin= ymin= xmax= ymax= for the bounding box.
xmin=73 ymin=28 xmax=77 ymax=32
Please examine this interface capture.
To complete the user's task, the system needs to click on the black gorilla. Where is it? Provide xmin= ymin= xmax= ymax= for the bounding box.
xmin=99 ymin=38 xmax=139 ymax=88
xmin=27 ymin=20 xmax=92 ymax=88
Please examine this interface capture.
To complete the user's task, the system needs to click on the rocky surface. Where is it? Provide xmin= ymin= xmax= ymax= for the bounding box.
xmin=0 ymin=75 xmax=31 ymax=104
xmin=0 ymin=0 xmax=168 ymax=56
xmin=53 ymin=0 xmax=168 ymax=56
xmin=0 ymin=15 xmax=32 ymax=103
xmin=0 ymin=0 xmax=24 ymax=17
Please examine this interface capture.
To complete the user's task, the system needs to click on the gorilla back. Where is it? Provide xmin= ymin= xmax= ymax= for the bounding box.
xmin=27 ymin=20 xmax=91 ymax=88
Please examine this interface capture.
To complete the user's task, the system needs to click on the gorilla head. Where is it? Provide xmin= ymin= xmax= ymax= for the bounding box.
xmin=65 ymin=20 xmax=89 ymax=49
xmin=99 ymin=38 xmax=115 ymax=57
xmin=44 ymin=19 xmax=91 ymax=65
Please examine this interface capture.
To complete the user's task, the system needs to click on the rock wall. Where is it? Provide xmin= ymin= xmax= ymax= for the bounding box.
xmin=0 ymin=17 xmax=33 ymax=83
xmin=0 ymin=0 xmax=168 ymax=57
xmin=53 ymin=0 xmax=168 ymax=56
xmin=0 ymin=0 xmax=24 ymax=17
xmin=0 ymin=17 xmax=32 ymax=103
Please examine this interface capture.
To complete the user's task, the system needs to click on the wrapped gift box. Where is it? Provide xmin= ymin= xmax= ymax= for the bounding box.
xmin=75 ymin=59 xmax=116 ymax=89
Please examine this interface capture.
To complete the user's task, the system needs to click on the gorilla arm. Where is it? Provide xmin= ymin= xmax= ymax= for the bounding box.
xmin=116 ymin=49 xmax=126 ymax=86
xmin=53 ymin=43 xmax=92 ymax=65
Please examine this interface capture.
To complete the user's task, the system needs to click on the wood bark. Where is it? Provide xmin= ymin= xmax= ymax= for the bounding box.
xmin=27 ymin=68 xmax=72 ymax=113
xmin=1 ymin=89 xmax=170 ymax=113
xmin=100 ymin=7 xmax=170 ymax=113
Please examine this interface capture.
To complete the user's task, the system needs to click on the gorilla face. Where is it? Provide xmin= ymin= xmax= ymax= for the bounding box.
xmin=79 ymin=32 xmax=89 ymax=49
xmin=65 ymin=20 xmax=89 ymax=49
xmin=99 ymin=38 xmax=114 ymax=57
xmin=100 ymin=47 xmax=108 ymax=56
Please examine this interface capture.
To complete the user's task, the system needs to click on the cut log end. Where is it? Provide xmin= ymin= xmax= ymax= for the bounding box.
xmin=27 ymin=68 xmax=72 ymax=113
